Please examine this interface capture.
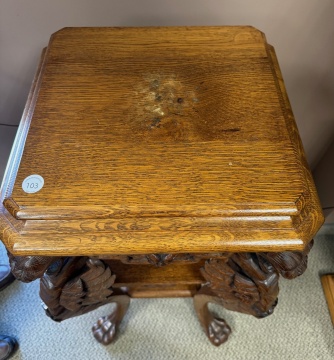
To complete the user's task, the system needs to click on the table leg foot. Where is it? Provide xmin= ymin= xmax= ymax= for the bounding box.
xmin=92 ymin=295 xmax=130 ymax=345
xmin=193 ymin=291 xmax=231 ymax=346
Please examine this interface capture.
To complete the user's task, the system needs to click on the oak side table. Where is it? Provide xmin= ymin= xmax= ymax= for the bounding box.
xmin=0 ymin=27 xmax=324 ymax=346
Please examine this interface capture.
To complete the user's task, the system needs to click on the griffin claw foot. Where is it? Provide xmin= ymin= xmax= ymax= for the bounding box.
xmin=91 ymin=295 xmax=130 ymax=345
xmin=207 ymin=317 xmax=231 ymax=346
xmin=92 ymin=312 xmax=118 ymax=345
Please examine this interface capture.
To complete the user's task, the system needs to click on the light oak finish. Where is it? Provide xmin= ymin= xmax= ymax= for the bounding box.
xmin=0 ymin=27 xmax=324 ymax=346
xmin=0 ymin=27 xmax=323 ymax=256
xmin=321 ymin=274 xmax=334 ymax=326
xmin=105 ymin=259 xmax=204 ymax=298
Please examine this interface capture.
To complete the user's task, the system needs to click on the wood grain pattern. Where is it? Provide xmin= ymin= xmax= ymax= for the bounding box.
xmin=7 ymin=229 xmax=306 ymax=256
xmin=321 ymin=274 xmax=334 ymax=326
xmin=266 ymin=45 xmax=323 ymax=242
xmin=0 ymin=27 xmax=323 ymax=256
xmin=9 ymin=27 xmax=303 ymax=212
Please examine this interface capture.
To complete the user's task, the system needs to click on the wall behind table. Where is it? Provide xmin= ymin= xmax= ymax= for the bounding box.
xmin=1 ymin=0 xmax=333 ymax=168
xmin=313 ymin=140 xmax=334 ymax=223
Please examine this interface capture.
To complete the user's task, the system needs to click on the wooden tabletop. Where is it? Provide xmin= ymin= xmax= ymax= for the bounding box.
xmin=0 ymin=27 xmax=323 ymax=256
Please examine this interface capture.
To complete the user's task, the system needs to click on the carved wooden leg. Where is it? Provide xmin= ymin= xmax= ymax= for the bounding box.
xmin=193 ymin=288 xmax=231 ymax=346
xmin=194 ymin=253 xmax=279 ymax=345
xmin=38 ymin=257 xmax=133 ymax=344
xmin=194 ymin=244 xmax=313 ymax=346
xmin=9 ymin=254 xmax=131 ymax=344
xmin=92 ymin=295 xmax=131 ymax=345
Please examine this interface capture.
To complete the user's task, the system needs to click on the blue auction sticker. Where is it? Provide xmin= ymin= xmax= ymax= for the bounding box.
xmin=22 ymin=174 xmax=44 ymax=194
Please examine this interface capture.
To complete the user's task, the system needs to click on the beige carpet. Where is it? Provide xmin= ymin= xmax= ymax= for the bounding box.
xmin=1 ymin=225 xmax=334 ymax=360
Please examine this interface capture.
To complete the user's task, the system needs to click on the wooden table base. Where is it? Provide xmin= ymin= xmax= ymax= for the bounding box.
xmin=8 ymin=241 xmax=313 ymax=346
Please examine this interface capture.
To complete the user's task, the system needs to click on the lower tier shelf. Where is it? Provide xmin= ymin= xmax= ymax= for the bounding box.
xmin=104 ymin=259 xmax=205 ymax=298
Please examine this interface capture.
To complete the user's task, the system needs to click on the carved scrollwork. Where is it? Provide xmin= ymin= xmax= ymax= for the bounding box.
xmin=103 ymin=252 xmax=228 ymax=266
xmin=7 ymin=253 xmax=59 ymax=283
xmin=259 ymin=239 xmax=314 ymax=279
xmin=104 ymin=253 xmax=195 ymax=266
xmin=146 ymin=253 xmax=177 ymax=266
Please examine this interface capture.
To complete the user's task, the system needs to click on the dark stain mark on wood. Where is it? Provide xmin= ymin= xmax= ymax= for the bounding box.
xmin=221 ymin=128 xmax=241 ymax=132
xmin=150 ymin=79 xmax=160 ymax=90
xmin=150 ymin=117 xmax=161 ymax=128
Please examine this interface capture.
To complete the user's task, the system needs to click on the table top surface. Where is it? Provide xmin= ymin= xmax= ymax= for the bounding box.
xmin=0 ymin=27 xmax=323 ymax=256
xmin=8 ymin=27 xmax=304 ymax=217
